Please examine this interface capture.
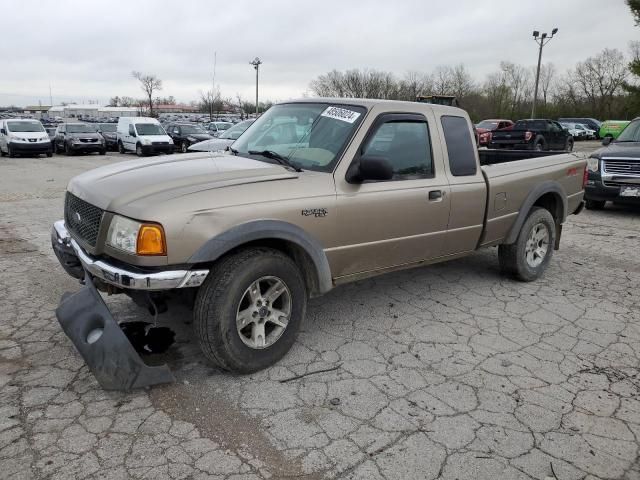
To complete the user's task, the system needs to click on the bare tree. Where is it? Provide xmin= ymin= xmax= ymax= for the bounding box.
xmin=500 ymin=62 xmax=532 ymax=118
xmin=132 ymin=71 xmax=162 ymax=117
xmin=199 ymin=88 xmax=222 ymax=120
xmin=310 ymin=69 xmax=399 ymax=99
xmin=397 ymin=71 xmax=433 ymax=101
xmin=573 ymin=48 xmax=628 ymax=118
xmin=539 ymin=63 xmax=556 ymax=111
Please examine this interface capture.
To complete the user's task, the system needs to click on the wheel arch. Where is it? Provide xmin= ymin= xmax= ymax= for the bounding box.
xmin=504 ymin=181 xmax=567 ymax=245
xmin=188 ymin=220 xmax=333 ymax=297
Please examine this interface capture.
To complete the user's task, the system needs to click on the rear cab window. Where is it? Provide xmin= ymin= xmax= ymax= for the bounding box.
xmin=440 ymin=115 xmax=477 ymax=176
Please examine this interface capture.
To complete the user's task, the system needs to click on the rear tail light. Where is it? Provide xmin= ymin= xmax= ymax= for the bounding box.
xmin=524 ymin=131 xmax=533 ymax=142
xmin=582 ymin=167 xmax=588 ymax=188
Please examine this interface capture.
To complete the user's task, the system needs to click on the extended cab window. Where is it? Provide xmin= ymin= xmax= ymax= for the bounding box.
xmin=363 ymin=120 xmax=433 ymax=179
xmin=441 ymin=115 xmax=477 ymax=176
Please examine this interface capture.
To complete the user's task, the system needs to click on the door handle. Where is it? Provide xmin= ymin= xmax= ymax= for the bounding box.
xmin=428 ymin=190 xmax=442 ymax=200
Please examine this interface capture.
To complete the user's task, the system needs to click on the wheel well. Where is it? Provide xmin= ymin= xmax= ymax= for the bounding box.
xmin=217 ymin=239 xmax=321 ymax=297
xmin=533 ymin=192 xmax=562 ymax=223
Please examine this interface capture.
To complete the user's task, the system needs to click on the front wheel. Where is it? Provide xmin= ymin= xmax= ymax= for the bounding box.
xmin=46 ymin=151 xmax=52 ymax=158
xmin=181 ymin=141 xmax=189 ymax=153
xmin=136 ymin=144 xmax=143 ymax=157
xmin=566 ymin=138 xmax=574 ymax=152
xmin=194 ymin=247 xmax=307 ymax=373
xmin=8 ymin=145 xmax=15 ymax=158
xmin=498 ymin=207 xmax=556 ymax=282
xmin=64 ymin=142 xmax=72 ymax=156
xmin=118 ymin=141 xmax=125 ymax=154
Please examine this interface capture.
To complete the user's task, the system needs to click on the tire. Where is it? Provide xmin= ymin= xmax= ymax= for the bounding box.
xmin=181 ymin=141 xmax=188 ymax=153
xmin=566 ymin=138 xmax=574 ymax=152
xmin=534 ymin=137 xmax=546 ymax=151
xmin=118 ymin=141 xmax=125 ymax=154
xmin=99 ymin=149 xmax=106 ymax=156
xmin=498 ymin=207 xmax=556 ymax=282
xmin=194 ymin=247 xmax=307 ymax=373
xmin=8 ymin=145 xmax=15 ymax=158
xmin=46 ymin=151 xmax=52 ymax=158
xmin=585 ymin=199 xmax=605 ymax=210
xmin=136 ymin=144 xmax=143 ymax=157
xmin=0 ymin=147 xmax=5 ymax=157
xmin=64 ymin=142 xmax=73 ymax=156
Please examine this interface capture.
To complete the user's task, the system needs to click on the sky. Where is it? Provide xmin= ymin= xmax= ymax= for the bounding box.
xmin=0 ymin=0 xmax=637 ymax=107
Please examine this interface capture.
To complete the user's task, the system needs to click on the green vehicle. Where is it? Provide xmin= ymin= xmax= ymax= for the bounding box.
xmin=599 ymin=120 xmax=631 ymax=139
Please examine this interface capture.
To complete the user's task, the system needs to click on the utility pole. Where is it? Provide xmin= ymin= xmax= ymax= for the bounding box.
xmin=531 ymin=28 xmax=558 ymax=118
xmin=212 ymin=51 xmax=217 ymax=121
xmin=250 ymin=57 xmax=262 ymax=116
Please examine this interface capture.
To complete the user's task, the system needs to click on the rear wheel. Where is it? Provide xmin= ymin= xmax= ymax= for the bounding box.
xmin=194 ymin=247 xmax=307 ymax=373
xmin=118 ymin=141 xmax=125 ymax=154
xmin=499 ymin=207 xmax=556 ymax=282
xmin=46 ymin=151 xmax=53 ymax=158
xmin=566 ymin=138 xmax=574 ymax=152
xmin=585 ymin=199 xmax=605 ymax=210
xmin=534 ymin=137 xmax=546 ymax=151
xmin=181 ymin=141 xmax=188 ymax=153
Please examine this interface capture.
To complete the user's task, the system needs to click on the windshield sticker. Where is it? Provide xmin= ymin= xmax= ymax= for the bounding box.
xmin=321 ymin=107 xmax=361 ymax=124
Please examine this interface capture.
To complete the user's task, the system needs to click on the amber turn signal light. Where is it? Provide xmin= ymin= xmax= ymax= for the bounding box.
xmin=136 ymin=224 xmax=167 ymax=256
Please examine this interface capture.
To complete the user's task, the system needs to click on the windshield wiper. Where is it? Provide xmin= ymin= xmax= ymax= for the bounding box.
xmin=248 ymin=150 xmax=303 ymax=172
xmin=229 ymin=146 xmax=239 ymax=155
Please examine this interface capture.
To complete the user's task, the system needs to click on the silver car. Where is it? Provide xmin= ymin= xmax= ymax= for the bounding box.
xmin=189 ymin=120 xmax=255 ymax=152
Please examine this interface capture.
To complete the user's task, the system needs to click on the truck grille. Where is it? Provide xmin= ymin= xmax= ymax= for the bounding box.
xmin=602 ymin=159 xmax=640 ymax=176
xmin=64 ymin=193 xmax=103 ymax=247
xmin=152 ymin=141 xmax=170 ymax=145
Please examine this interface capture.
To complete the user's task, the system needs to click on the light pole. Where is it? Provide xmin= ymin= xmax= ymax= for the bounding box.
xmin=250 ymin=57 xmax=262 ymax=116
xmin=531 ymin=28 xmax=558 ymax=118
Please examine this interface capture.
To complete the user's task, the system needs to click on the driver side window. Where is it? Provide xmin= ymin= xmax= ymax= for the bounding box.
xmin=362 ymin=120 xmax=433 ymax=180
xmin=128 ymin=125 xmax=136 ymax=136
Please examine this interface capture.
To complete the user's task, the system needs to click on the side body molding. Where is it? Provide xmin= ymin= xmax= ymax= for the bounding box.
xmin=504 ymin=180 xmax=568 ymax=245
xmin=188 ymin=220 xmax=333 ymax=295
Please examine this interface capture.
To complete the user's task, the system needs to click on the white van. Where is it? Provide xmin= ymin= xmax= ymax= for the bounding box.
xmin=0 ymin=119 xmax=53 ymax=158
xmin=117 ymin=117 xmax=174 ymax=156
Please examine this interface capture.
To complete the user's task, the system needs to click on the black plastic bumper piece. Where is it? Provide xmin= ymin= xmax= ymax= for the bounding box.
xmin=56 ymin=273 xmax=175 ymax=390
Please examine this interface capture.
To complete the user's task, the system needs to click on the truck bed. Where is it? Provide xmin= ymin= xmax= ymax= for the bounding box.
xmin=479 ymin=151 xmax=586 ymax=247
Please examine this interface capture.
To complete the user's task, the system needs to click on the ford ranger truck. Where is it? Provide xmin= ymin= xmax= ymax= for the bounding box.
xmin=51 ymin=99 xmax=587 ymax=390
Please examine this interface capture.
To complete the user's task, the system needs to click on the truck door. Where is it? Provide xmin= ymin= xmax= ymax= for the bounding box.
xmin=437 ymin=115 xmax=487 ymax=255
xmin=331 ymin=112 xmax=451 ymax=278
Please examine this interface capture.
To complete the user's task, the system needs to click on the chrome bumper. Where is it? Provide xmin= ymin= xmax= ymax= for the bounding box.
xmin=52 ymin=220 xmax=208 ymax=291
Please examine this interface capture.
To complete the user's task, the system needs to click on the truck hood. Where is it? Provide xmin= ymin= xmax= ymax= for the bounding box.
xmin=67 ymin=152 xmax=298 ymax=212
xmin=592 ymin=142 xmax=640 ymax=160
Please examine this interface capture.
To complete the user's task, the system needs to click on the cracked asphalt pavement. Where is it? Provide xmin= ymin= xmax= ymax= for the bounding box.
xmin=1 ymin=145 xmax=639 ymax=479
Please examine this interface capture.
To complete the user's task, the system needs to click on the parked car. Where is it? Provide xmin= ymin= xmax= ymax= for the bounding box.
xmin=584 ymin=117 xmax=640 ymax=209
xmin=576 ymin=124 xmax=596 ymax=140
xmin=558 ymin=118 xmax=601 ymax=138
xmin=50 ymin=98 xmax=587 ymax=388
xmin=560 ymin=122 xmax=585 ymax=140
xmin=96 ymin=123 xmax=118 ymax=151
xmin=490 ymin=119 xmax=573 ymax=151
xmin=53 ymin=123 xmax=106 ymax=156
xmin=0 ymin=118 xmax=52 ymax=157
xmin=188 ymin=119 xmax=255 ymax=152
xmin=205 ymin=121 xmax=233 ymax=137
xmin=165 ymin=123 xmax=213 ymax=152
xmin=599 ymin=120 xmax=631 ymax=140
xmin=475 ymin=119 xmax=514 ymax=146
xmin=117 ymin=117 xmax=174 ymax=156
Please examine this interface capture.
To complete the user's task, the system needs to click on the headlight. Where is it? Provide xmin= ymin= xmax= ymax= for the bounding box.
xmin=587 ymin=157 xmax=599 ymax=172
xmin=10 ymin=136 xmax=24 ymax=142
xmin=142 ymin=138 xmax=151 ymax=145
xmin=106 ymin=215 xmax=166 ymax=255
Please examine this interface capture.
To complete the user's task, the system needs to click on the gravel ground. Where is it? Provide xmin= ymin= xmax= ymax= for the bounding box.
xmin=1 ymin=142 xmax=639 ymax=480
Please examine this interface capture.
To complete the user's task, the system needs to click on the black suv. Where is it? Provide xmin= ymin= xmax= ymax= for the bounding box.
xmin=54 ymin=123 xmax=106 ymax=155
xmin=165 ymin=123 xmax=213 ymax=153
xmin=95 ymin=123 xmax=118 ymax=151
xmin=585 ymin=117 xmax=640 ymax=209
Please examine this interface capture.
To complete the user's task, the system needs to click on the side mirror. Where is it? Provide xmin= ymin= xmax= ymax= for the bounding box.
xmin=602 ymin=137 xmax=613 ymax=146
xmin=346 ymin=155 xmax=394 ymax=183
xmin=0 ymin=128 xmax=5 ymax=135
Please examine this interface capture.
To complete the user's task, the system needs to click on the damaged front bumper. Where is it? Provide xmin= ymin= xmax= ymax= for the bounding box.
xmin=51 ymin=220 xmax=209 ymax=390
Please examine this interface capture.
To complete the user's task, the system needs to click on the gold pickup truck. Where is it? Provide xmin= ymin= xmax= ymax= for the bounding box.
xmin=51 ymin=99 xmax=587 ymax=389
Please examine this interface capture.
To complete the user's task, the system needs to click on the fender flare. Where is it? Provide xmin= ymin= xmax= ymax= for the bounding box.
xmin=188 ymin=220 xmax=333 ymax=295
xmin=504 ymin=181 xmax=568 ymax=244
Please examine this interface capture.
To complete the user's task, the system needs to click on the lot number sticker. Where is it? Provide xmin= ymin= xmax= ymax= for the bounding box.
xmin=321 ymin=106 xmax=361 ymax=124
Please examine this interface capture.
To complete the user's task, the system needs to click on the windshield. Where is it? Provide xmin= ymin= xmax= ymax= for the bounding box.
xmin=67 ymin=124 xmax=96 ymax=133
xmin=215 ymin=123 xmax=231 ymax=131
xmin=136 ymin=123 xmax=166 ymax=135
xmin=180 ymin=124 xmax=206 ymax=135
xmin=7 ymin=121 xmax=45 ymax=133
xmin=99 ymin=124 xmax=117 ymax=132
xmin=616 ymin=120 xmax=640 ymax=142
xmin=232 ymin=103 xmax=366 ymax=172
xmin=476 ymin=121 xmax=498 ymax=130
xmin=220 ymin=120 xmax=253 ymax=140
